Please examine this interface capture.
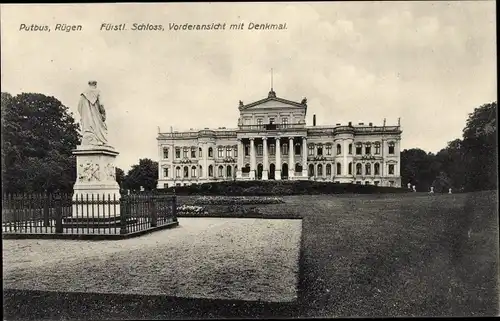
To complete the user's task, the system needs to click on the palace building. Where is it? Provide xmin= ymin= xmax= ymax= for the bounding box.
xmin=156 ymin=88 xmax=402 ymax=188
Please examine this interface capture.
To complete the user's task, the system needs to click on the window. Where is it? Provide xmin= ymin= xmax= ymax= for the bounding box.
xmin=269 ymin=117 xmax=275 ymax=125
xmin=295 ymin=163 xmax=303 ymax=173
xmin=336 ymin=144 xmax=342 ymax=155
xmin=244 ymin=144 xmax=250 ymax=156
xmin=183 ymin=148 xmax=188 ymax=159
xmin=282 ymin=143 xmax=288 ymax=155
xmin=365 ymin=163 xmax=371 ymax=175
xmin=317 ymin=146 xmax=323 ymax=156
xmin=308 ymin=164 xmax=315 ymax=176
xmin=356 ymin=145 xmax=362 ymax=155
xmin=374 ymin=163 xmax=380 ymax=175
xmin=208 ymin=165 xmax=213 ymax=177
xmin=234 ymin=146 xmax=238 ymax=157
xmin=257 ymin=118 xmax=263 ymax=127
xmin=257 ymin=144 xmax=263 ymax=156
xmin=270 ymin=144 xmax=276 ymax=155
xmin=356 ymin=163 xmax=362 ymax=175
xmin=375 ymin=143 xmax=380 ymax=155
xmin=295 ymin=144 xmax=301 ymax=155
xmin=308 ymin=145 xmax=314 ymax=156
xmin=191 ymin=166 xmax=197 ymax=177
xmin=163 ymin=147 xmax=169 ymax=159
xmin=199 ymin=166 xmax=203 ymax=177
xmin=389 ymin=143 xmax=395 ymax=154
xmin=317 ymin=164 xmax=323 ymax=176
xmin=175 ymin=148 xmax=181 ymax=159
xmin=282 ymin=118 xmax=288 ymax=128
xmin=191 ymin=147 xmax=196 ymax=158
xmin=388 ymin=164 xmax=395 ymax=174
xmin=365 ymin=145 xmax=371 ymax=155
xmin=226 ymin=166 xmax=232 ymax=178
xmin=365 ymin=181 xmax=370 ymax=185
xmin=208 ymin=147 xmax=213 ymax=158
xmin=325 ymin=145 xmax=332 ymax=155
xmin=348 ymin=162 xmax=353 ymax=175
xmin=184 ymin=166 xmax=189 ymax=178
xmin=218 ymin=147 xmax=224 ymax=158
xmin=226 ymin=147 xmax=232 ymax=158
xmin=326 ymin=164 xmax=331 ymax=175
xmin=348 ymin=144 xmax=353 ymax=155
xmin=199 ymin=147 xmax=202 ymax=158
xmin=163 ymin=168 xmax=169 ymax=178
xmin=176 ymin=167 xmax=181 ymax=178
xmin=337 ymin=163 xmax=342 ymax=175
xmin=374 ymin=181 xmax=380 ymax=186
xmin=218 ymin=165 xmax=224 ymax=177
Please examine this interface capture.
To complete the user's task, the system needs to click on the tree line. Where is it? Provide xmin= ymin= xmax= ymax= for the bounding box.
xmin=1 ymin=92 xmax=497 ymax=193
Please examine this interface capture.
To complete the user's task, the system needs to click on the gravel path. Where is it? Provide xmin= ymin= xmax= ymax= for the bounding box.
xmin=3 ymin=218 xmax=302 ymax=303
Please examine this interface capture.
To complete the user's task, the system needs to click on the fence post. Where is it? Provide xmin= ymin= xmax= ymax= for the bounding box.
xmin=43 ymin=193 xmax=51 ymax=227
xmin=172 ymin=195 xmax=177 ymax=222
xmin=54 ymin=194 xmax=63 ymax=233
xmin=120 ymin=197 xmax=128 ymax=235
xmin=150 ymin=195 xmax=157 ymax=227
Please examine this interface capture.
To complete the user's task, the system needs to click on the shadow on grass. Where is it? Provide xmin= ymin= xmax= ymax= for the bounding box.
xmin=3 ymin=289 xmax=299 ymax=320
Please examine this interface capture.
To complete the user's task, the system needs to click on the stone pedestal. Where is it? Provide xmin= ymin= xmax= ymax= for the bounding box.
xmin=65 ymin=145 xmax=122 ymax=227
xmin=236 ymin=170 xmax=242 ymax=179
xmin=275 ymin=170 xmax=281 ymax=181
xmin=262 ymin=170 xmax=269 ymax=180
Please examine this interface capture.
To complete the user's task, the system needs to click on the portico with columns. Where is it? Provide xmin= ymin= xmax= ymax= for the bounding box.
xmin=157 ymin=88 xmax=402 ymax=188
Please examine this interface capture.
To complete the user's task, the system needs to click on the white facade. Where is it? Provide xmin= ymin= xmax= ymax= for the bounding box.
xmin=157 ymin=89 xmax=402 ymax=188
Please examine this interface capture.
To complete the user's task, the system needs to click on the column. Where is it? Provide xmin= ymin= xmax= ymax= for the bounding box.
xmin=302 ymin=137 xmax=308 ymax=177
xmin=262 ymin=137 xmax=269 ymax=180
xmin=236 ymin=139 xmax=243 ymax=178
xmin=289 ymin=137 xmax=294 ymax=179
xmin=250 ymin=138 xmax=256 ymax=179
xmin=343 ymin=140 xmax=348 ymax=177
xmin=275 ymin=137 xmax=281 ymax=180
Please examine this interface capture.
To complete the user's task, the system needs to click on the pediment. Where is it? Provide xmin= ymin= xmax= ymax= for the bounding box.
xmin=239 ymin=97 xmax=306 ymax=111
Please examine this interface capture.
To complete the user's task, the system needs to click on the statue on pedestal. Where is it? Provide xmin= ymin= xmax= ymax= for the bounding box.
xmin=78 ymin=81 xmax=108 ymax=147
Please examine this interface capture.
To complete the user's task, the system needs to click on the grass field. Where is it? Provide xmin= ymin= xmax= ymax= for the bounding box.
xmin=3 ymin=190 xmax=499 ymax=318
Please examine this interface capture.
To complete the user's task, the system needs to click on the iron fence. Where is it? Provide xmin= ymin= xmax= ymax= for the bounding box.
xmin=2 ymin=193 xmax=178 ymax=238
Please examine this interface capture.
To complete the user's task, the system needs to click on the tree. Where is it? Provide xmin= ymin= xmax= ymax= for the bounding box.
xmin=116 ymin=167 xmax=126 ymax=188
xmin=1 ymin=92 xmax=81 ymax=193
xmin=435 ymin=139 xmax=466 ymax=190
xmin=461 ymin=102 xmax=497 ymax=191
xmin=401 ymin=148 xmax=440 ymax=191
xmin=123 ymin=158 xmax=158 ymax=191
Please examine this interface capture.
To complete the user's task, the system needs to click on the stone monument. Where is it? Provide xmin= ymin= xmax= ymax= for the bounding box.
xmin=65 ymin=81 xmax=121 ymax=227
xmin=429 ymin=186 xmax=434 ymax=194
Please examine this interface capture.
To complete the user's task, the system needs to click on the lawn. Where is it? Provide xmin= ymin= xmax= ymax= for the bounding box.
xmin=3 ymin=190 xmax=499 ymax=318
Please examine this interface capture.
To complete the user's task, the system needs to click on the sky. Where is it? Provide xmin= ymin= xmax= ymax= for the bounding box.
xmin=1 ymin=2 xmax=496 ymax=171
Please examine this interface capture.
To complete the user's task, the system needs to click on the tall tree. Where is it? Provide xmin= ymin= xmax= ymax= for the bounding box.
xmin=116 ymin=167 xmax=126 ymax=188
xmin=461 ymin=102 xmax=497 ymax=191
xmin=401 ymin=148 xmax=440 ymax=191
xmin=123 ymin=158 xmax=158 ymax=191
xmin=1 ymin=92 xmax=81 ymax=193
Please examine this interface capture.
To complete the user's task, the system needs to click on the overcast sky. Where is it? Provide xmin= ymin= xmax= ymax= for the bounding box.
xmin=1 ymin=2 xmax=496 ymax=171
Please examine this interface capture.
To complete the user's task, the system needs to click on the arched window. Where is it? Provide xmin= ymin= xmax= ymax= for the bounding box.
xmin=199 ymin=147 xmax=202 ymax=158
xmin=191 ymin=166 xmax=197 ymax=177
xmin=317 ymin=164 xmax=323 ymax=176
xmin=326 ymin=164 xmax=332 ymax=176
xmin=336 ymin=163 xmax=341 ymax=175
xmin=184 ymin=166 xmax=189 ymax=178
xmin=356 ymin=163 xmax=362 ymax=175
xmin=348 ymin=162 xmax=353 ymax=175
xmin=365 ymin=143 xmax=371 ymax=155
xmin=336 ymin=144 xmax=342 ymax=155
xmin=365 ymin=163 xmax=371 ymax=175
xmin=374 ymin=142 xmax=380 ymax=155
xmin=388 ymin=142 xmax=395 ymax=154
xmin=226 ymin=165 xmax=232 ymax=178
xmin=208 ymin=147 xmax=213 ymax=158
xmin=208 ymin=165 xmax=213 ymax=177
xmin=295 ymin=163 xmax=302 ymax=173
xmin=218 ymin=165 xmax=224 ymax=177
xmin=308 ymin=164 xmax=314 ymax=177
xmin=218 ymin=147 xmax=224 ymax=158
xmin=348 ymin=144 xmax=353 ymax=155
xmin=176 ymin=166 xmax=181 ymax=178
xmin=226 ymin=146 xmax=232 ymax=157
xmin=374 ymin=163 xmax=380 ymax=175
xmin=191 ymin=147 xmax=196 ymax=158
xmin=199 ymin=165 xmax=203 ymax=177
